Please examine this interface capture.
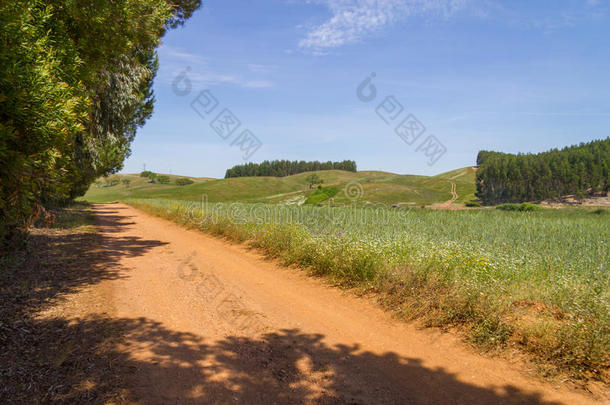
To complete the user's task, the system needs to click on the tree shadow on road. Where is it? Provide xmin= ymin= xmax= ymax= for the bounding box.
xmin=0 ymin=203 xmax=167 ymax=403
xmin=120 ymin=322 xmax=566 ymax=405
xmin=1 ymin=316 xmax=565 ymax=404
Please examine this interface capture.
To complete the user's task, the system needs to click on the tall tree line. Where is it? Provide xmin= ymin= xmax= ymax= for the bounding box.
xmin=475 ymin=138 xmax=609 ymax=205
xmin=0 ymin=0 xmax=200 ymax=245
xmin=224 ymin=160 xmax=357 ymax=178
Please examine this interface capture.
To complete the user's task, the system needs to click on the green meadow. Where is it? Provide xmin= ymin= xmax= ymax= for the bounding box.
xmin=82 ymin=167 xmax=477 ymax=207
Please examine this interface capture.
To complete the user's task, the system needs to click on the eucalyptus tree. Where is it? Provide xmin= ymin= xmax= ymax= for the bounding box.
xmin=0 ymin=0 xmax=201 ymax=244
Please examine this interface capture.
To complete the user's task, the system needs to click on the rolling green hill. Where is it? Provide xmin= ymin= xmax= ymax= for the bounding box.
xmin=81 ymin=167 xmax=477 ymax=207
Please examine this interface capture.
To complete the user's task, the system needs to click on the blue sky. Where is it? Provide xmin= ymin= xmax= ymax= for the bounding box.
xmin=122 ymin=0 xmax=610 ymax=178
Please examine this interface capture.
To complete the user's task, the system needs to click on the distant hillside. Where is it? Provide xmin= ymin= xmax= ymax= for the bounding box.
xmin=81 ymin=167 xmax=477 ymax=207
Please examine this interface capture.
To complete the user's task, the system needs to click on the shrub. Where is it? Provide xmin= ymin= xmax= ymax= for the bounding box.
xmin=157 ymin=175 xmax=170 ymax=184
xmin=105 ymin=176 xmax=120 ymax=187
xmin=306 ymin=173 xmax=323 ymax=189
xmin=175 ymin=177 xmax=194 ymax=186
xmin=517 ymin=202 xmax=543 ymax=211
xmin=465 ymin=201 xmax=480 ymax=207
xmin=305 ymin=186 xmax=340 ymax=204
xmin=496 ymin=203 xmax=542 ymax=212
xmin=140 ymin=171 xmax=157 ymax=183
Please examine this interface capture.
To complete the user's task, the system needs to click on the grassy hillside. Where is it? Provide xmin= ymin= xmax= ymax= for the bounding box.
xmin=81 ymin=167 xmax=477 ymax=207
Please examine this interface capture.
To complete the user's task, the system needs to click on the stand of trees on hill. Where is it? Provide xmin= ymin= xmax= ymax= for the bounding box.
xmin=0 ymin=0 xmax=201 ymax=245
xmin=224 ymin=160 xmax=357 ymax=178
xmin=476 ymin=138 xmax=609 ymax=205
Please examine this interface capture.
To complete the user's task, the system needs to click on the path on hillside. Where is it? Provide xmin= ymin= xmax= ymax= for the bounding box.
xmin=448 ymin=181 xmax=458 ymax=203
xmin=88 ymin=203 xmax=596 ymax=404
xmin=429 ymin=181 xmax=459 ymax=209
xmin=442 ymin=182 xmax=459 ymax=207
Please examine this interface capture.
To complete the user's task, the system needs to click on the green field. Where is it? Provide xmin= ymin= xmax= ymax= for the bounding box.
xmin=128 ymin=197 xmax=609 ymax=379
xmin=82 ymin=167 xmax=477 ymax=206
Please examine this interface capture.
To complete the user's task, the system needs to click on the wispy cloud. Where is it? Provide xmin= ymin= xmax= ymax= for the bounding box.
xmin=298 ymin=0 xmax=471 ymax=51
xmin=247 ymin=63 xmax=278 ymax=73
xmin=162 ymin=47 xmax=207 ymax=65
xmin=298 ymin=0 xmax=609 ymax=51
xmin=181 ymin=71 xmax=274 ymax=89
xmin=242 ymin=79 xmax=275 ymax=88
xmin=159 ymin=46 xmax=275 ymax=89
xmin=473 ymin=1 xmax=609 ymax=34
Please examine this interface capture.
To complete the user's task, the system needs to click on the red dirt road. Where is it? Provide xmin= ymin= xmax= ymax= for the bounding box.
xmin=89 ymin=203 xmax=599 ymax=404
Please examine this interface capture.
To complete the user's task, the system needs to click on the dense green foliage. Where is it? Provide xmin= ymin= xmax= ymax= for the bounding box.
xmin=156 ymin=175 xmax=170 ymax=184
xmin=224 ymin=160 xmax=357 ymax=178
xmin=0 ymin=0 xmax=200 ymax=245
xmin=304 ymin=186 xmax=340 ymax=204
xmin=140 ymin=171 xmax=162 ymax=183
xmin=495 ymin=203 xmax=543 ymax=212
xmin=131 ymin=198 xmax=609 ymax=378
xmin=476 ymin=138 xmax=610 ymax=205
xmin=175 ymin=177 xmax=194 ymax=186
xmin=305 ymin=173 xmax=323 ymax=189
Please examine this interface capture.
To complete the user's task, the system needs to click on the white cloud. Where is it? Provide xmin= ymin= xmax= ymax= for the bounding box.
xmin=298 ymin=0 xmax=610 ymax=50
xmin=299 ymin=0 xmax=471 ymax=50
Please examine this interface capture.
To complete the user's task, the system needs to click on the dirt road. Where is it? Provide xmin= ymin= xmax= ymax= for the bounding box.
xmin=87 ymin=203 xmax=597 ymax=404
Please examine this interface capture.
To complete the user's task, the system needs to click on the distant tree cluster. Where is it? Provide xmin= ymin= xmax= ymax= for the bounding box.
xmin=224 ymin=160 xmax=357 ymax=178
xmin=476 ymin=138 xmax=609 ymax=205
xmin=140 ymin=171 xmax=158 ymax=183
xmin=306 ymin=173 xmax=323 ymax=189
xmin=157 ymin=175 xmax=170 ymax=184
xmin=140 ymin=171 xmax=194 ymax=186
xmin=175 ymin=177 xmax=194 ymax=186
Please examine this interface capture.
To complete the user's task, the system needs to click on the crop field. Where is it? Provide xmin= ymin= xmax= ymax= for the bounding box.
xmin=128 ymin=198 xmax=609 ymax=379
